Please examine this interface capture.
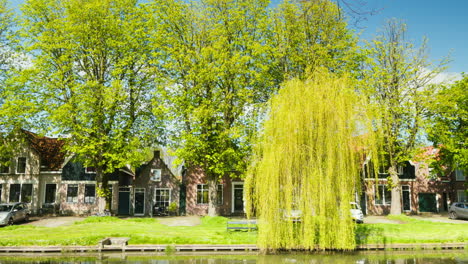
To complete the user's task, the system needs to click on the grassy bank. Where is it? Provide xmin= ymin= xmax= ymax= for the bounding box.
xmin=0 ymin=215 xmax=466 ymax=246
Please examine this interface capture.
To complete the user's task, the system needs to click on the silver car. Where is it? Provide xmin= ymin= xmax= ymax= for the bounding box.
xmin=0 ymin=203 xmax=31 ymax=226
xmin=449 ymin=202 xmax=468 ymax=220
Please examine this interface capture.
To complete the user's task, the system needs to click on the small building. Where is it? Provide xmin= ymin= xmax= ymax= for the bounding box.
xmin=183 ymin=167 xmax=245 ymax=216
xmin=362 ymin=156 xmax=466 ymax=215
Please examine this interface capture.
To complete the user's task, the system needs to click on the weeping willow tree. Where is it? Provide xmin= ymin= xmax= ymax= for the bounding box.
xmin=245 ymin=70 xmax=380 ymax=251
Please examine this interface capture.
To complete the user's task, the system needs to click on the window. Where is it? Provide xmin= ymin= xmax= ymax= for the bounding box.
xmin=66 ymin=184 xmax=78 ymax=203
xmin=16 ymin=157 xmax=26 ymax=174
xmin=457 ymin=190 xmax=466 ymax=202
xmin=21 ymin=184 xmax=32 ymax=203
xmin=397 ymin=166 xmax=404 ymax=175
xmin=154 ymin=189 xmax=170 ymax=209
xmin=44 ymin=184 xmax=56 ymax=204
xmin=84 ymin=184 xmax=96 ymax=204
xmin=9 ymin=184 xmax=20 ymax=202
xmin=375 ymin=185 xmax=391 ymax=205
xmin=150 ymin=169 xmax=162 ymax=181
xmin=197 ymin=184 xmax=208 ymax=204
xmin=85 ymin=167 xmax=96 ymax=174
xmin=455 ymin=169 xmax=466 ymax=181
xmin=217 ymin=184 xmax=223 ymax=205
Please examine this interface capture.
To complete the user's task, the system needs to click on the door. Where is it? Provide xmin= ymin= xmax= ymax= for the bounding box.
xmin=44 ymin=184 xmax=56 ymax=204
xmin=418 ymin=193 xmax=437 ymax=212
xmin=134 ymin=188 xmax=145 ymax=215
xmin=179 ymin=184 xmax=186 ymax=215
xmin=118 ymin=188 xmax=131 ymax=215
xmin=402 ymin=185 xmax=411 ymax=212
xmin=233 ymin=184 xmax=244 ymax=212
xmin=360 ymin=193 xmax=367 ymax=215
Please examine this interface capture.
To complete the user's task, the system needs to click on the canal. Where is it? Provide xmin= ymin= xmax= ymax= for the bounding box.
xmin=0 ymin=251 xmax=466 ymax=263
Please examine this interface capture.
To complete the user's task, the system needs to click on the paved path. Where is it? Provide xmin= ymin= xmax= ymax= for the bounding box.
xmin=157 ymin=216 xmax=201 ymax=226
xmin=364 ymin=215 xmax=467 ymax=224
xmin=24 ymin=216 xmax=84 ymax=227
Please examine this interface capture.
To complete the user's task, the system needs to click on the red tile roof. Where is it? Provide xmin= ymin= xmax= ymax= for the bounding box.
xmin=22 ymin=130 xmax=66 ymax=171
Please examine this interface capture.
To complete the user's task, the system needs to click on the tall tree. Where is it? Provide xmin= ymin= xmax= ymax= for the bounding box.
xmin=19 ymin=0 xmax=161 ymax=211
xmin=427 ymin=75 xmax=467 ymax=173
xmin=245 ymin=70 xmax=380 ymax=250
xmin=367 ymin=19 xmax=448 ymax=214
xmin=0 ymin=0 xmax=18 ymax=164
xmin=269 ymin=0 xmax=362 ymax=84
xmin=150 ymin=0 xmax=272 ymax=216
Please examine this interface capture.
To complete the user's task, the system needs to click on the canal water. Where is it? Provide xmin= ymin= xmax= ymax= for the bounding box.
xmin=0 ymin=251 xmax=466 ymax=264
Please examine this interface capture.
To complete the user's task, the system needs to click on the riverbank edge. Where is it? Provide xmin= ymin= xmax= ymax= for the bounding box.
xmin=0 ymin=243 xmax=465 ymax=253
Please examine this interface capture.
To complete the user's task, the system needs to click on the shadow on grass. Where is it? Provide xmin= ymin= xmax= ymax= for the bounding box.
xmin=355 ymin=224 xmax=386 ymax=245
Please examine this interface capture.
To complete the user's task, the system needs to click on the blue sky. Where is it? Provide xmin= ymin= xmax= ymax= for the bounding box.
xmin=9 ymin=0 xmax=467 ymax=75
xmin=268 ymin=0 xmax=467 ymax=75
xmin=354 ymin=0 xmax=467 ymax=74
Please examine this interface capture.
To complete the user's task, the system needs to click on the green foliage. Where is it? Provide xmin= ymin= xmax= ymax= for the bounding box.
xmin=426 ymin=75 xmax=468 ymax=172
xmin=269 ymin=0 xmax=362 ymax=83
xmin=16 ymin=0 xmax=163 ymax=210
xmin=149 ymin=0 xmax=273 ymax=215
xmin=245 ymin=70 xmax=381 ymax=250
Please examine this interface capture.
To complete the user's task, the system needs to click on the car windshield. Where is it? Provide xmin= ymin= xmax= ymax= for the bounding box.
xmin=0 ymin=205 xmax=13 ymax=212
xmin=350 ymin=203 xmax=359 ymax=209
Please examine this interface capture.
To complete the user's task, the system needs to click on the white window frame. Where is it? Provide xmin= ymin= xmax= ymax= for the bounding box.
xmin=66 ymin=184 xmax=79 ymax=203
xmin=231 ymin=182 xmax=244 ymax=213
xmin=8 ymin=183 xmax=33 ymax=203
xmin=216 ymin=184 xmax=223 ymax=205
xmin=150 ymin=169 xmax=162 ymax=182
xmin=455 ymin=169 xmax=466 ymax=181
xmin=154 ymin=188 xmax=171 ymax=209
xmin=375 ymin=185 xmax=391 ymax=206
xmin=196 ymin=184 xmax=208 ymax=204
xmin=43 ymin=183 xmax=57 ymax=204
xmin=16 ymin=157 xmax=27 ymax=174
xmin=397 ymin=165 xmax=404 ymax=175
xmin=401 ymin=185 xmax=411 ymax=211
xmin=457 ymin=190 xmax=466 ymax=202
xmin=84 ymin=184 xmax=96 ymax=204
xmin=85 ymin=167 xmax=96 ymax=174
xmin=134 ymin=188 xmax=146 ymax=216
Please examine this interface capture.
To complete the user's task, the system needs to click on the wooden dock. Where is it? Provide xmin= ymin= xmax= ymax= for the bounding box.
xmin=0 ymin=243 xmax=464 ymax=253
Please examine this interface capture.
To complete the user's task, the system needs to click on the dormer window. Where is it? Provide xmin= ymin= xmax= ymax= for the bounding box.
xmin=16 ymin=157 xmax=26 ymax=174
xmin=85 ymin=167 xmax=96 ymax=174
xmin=397 ymin=166 xmax=404 ymax=175
xmin=150 ymin=169 xmax=161 ymax=181
xmin=455 ymin=169 xmax=466 ymax=181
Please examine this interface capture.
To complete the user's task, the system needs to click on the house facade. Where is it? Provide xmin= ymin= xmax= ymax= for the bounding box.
xmin=183 ymin=166 xmax=245 ymax=216
xmin=362 ymin=160 xmax=467 ymax=215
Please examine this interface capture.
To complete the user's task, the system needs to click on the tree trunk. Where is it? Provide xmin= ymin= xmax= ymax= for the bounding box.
xmin=96 ymin=169 xmax=110 ymax=214
xmin=207 ymin=178 xmax=218 ymax=217
xmin=389 ymin=165 xmax=402 ymax=215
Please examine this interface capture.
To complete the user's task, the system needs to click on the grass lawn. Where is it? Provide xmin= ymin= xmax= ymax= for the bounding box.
xmin=0 ymin=215 xmax=466 ymax=246
xmin=356 ymin=215 xmax=468 ymax=245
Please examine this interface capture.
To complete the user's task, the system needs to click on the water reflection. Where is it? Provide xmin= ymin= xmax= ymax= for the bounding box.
xmin=0 ymin=251 xmax=466 ymax=264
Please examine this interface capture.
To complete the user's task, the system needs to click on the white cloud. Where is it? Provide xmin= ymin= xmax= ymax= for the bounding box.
xmin=429 ymin=71 xmax=463 ymax=85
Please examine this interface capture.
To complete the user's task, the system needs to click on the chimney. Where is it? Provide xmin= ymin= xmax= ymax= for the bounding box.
xmin=154 ymin=150 xmax=160 ymax=159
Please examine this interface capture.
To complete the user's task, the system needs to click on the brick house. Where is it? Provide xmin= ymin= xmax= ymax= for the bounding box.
xmin=183 ymin=167 xmax=245 ymax=216
xmin=362 ymin=157 xmax=466 ymax=215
